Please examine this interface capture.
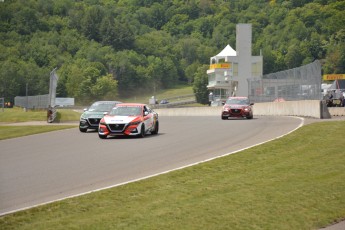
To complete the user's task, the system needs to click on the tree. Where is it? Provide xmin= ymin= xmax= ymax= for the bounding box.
xmin=109 ymin=50 xmax=147 ymax=97
xmin=175 ymin=38 xmax=201 ymax=65
xmin=185 ymin=61 xmax=200 ymax=84
xmin=323 ymin=29 xmax=345 ymax=74
xmin=160 ymin=56 xmax=178 ymax=88
xmin=134 ymin=30 xmax=175 ymax=58
xmin=1 ymin=0 xmax=345 ymax=104
xmin=0 ymin=60 xmax=22 ymax=101
xmin=12 ymin=7 xmax=41 ymax=35
xmin=285 ymin=42 xmax=305 ymax=69
xmin=162 ymin=14 xmax=190 ymax=36
xmin=81 ymin=5 xmax=104 ymax=42
xmin=91 ymin=74 xmax=118 ymax=100
xmin=193 ymin=65 xmax=209 ymax=104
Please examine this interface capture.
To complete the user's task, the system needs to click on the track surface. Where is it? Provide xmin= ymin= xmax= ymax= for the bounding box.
xmin=0 ymin=116 xmax=302 ymax=215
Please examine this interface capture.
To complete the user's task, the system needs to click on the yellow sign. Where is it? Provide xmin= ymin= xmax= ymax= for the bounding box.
xmin=209 ymin=63 xmax=231 ymax=69
xmin=323 ymin=74 xmax=345 ymax=80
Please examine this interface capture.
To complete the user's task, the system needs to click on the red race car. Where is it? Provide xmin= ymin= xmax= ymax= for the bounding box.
xmin=98 ymin=103 xmax=159 ymax=139
xmin=221 ymin=97 xmax=254 ymax=120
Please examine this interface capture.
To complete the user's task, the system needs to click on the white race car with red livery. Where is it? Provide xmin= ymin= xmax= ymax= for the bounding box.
xmin=98 ymin=103 xmax=159 ymax=139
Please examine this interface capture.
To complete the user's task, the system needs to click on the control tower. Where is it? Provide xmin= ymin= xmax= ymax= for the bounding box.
xmin=207 ymin=24 xmax=263 ymax=102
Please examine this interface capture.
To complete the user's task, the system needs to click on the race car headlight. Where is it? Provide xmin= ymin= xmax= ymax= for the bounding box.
xmin=99 ymin=118 xmax=106 ymax=125
xmin=128 ymin=121 xmax=141 ymax=126
xmin=244 ymin=107 xmax=251 ymax=112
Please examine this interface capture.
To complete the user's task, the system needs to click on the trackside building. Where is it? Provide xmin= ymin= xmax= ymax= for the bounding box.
xmin=207 ymin=23 xmax=263 ymax=102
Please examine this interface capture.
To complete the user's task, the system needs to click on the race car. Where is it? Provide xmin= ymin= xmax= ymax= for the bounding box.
xmin=79 ymin=101 xmax=122 ymax=132
xmin=221 ymin=97 xmax=254 ymax=119
xmin=98 ymin=103 xmax=159 ymax=139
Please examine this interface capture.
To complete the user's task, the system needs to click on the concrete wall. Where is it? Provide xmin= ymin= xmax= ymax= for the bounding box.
xmin=328 ymin=107 xmax=345 ymax=116
xmin=154 ymin=100 xmax=345 ymax=118
xmin=253 ymin=100 xmax=324 ymax=118
xmin=155 ymin=107 xmax=222 ymax=117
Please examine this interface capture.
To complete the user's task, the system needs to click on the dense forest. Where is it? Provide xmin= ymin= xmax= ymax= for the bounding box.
xmin=0 ymin=0 xmax=344 ymax=104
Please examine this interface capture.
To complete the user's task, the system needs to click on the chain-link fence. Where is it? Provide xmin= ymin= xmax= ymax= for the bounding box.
xmin=0 ymin=97 xmax=4 ymax=112
xmin=14 ymin=94 xmax=50 ymax=109
xmin=248 ymin=60 xmax=322 ymax=103
xmin=14 ymin=68 xmax=59 ymax=122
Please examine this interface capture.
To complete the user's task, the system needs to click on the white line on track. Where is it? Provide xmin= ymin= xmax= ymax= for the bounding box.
xmin=0 ymin=116 xmax=304 ymax=216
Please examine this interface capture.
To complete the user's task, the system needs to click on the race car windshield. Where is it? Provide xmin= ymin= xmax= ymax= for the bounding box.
xmin=89 ymin=103 xmax=115 ymax=112
xmin=110 ymin=106 xmax=142 ymax=116
xmin=226 ymin=98 xmax=249 ymax=105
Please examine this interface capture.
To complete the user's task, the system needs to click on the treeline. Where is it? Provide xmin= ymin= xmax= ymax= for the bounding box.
xmin=0 ymin=0 xmax=344 ymax=104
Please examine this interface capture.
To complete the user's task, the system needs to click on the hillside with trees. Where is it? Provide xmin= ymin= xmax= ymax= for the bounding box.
xmin=0 ymin=0 xmax=344 ymax=104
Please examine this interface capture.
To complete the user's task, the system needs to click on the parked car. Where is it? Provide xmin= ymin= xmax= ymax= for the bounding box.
xmin=160 ymin=99 xmax=169 ymax=104
xmin=221 ymin=97 xmax=254 ymax=119
xmin=79 ymin=101 xmax=122 ymax=132
xmin=98 ymin=103 xmax=159 ymax=139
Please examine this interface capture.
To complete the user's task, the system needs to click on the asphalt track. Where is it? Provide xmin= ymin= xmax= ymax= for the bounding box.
xmin=0 ymin=115 xmax=303 ymax=216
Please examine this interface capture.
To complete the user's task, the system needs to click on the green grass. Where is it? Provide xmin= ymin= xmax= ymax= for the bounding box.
xmin=0 ymin=107 xmax=81 ymax=123
xmin=0 ymin=108 xmax=80 ymax=140
xmin=0 ymin=126 xmax=77 ymax=140
xmin=1 ymin=121 xmax=345 ymax=230
xmin=54 ymin=109 xmax=81 ymax=122
xmin=118 ymin=84 xmax=194 ymax=103
xmin=0 ymin=107 xmax=48 ymax=122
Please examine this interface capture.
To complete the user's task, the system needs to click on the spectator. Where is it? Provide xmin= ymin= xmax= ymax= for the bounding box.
xmin=329 ymin=91 xmax=334 ymax=100
xmin=340 ymin=93 xmax=345 ymax=107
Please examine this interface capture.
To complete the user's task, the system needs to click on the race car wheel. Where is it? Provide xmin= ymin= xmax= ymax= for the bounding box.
xmin=138 ymin=124 xmax=145 ymax=138
xmin=247 ymin=115 xmax=253 ymax=119
xmin=79 ymin=127 xmax=87 ymax=132
xmin=151 ymin=121 xmax=159 ymax=135
xmin=221 ymin=116 xmax=227 ymax=120
xmin=98 ymin=134 xmax=107 ymax=139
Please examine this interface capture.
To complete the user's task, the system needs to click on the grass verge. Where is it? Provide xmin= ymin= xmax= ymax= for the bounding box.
xmin=118 ymin=85 xmax=194 ymax=103
xmin=0 ymin=108 xmax=80 ymax=140
xmin=0 ymin=126 xmax=76 ymax=140
xmin=0 ymin=107 xmax=81 ymax=123
xmin=0 ymin=107 xmax=48 ymax=122
xmin=0 ymin=121 xmax=344 ymax=229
